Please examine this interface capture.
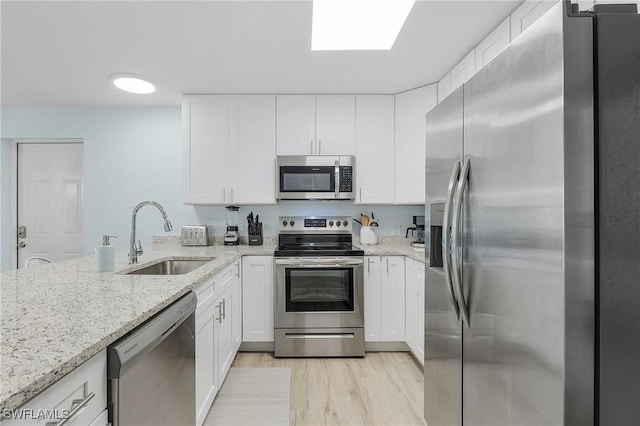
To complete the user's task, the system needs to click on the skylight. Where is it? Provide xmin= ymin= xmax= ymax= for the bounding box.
xmin=311 ymin=0 xmax=416 ymax=51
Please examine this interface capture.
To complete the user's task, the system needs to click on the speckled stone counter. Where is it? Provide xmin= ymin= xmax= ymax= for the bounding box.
xmin=0 ymin=243 xmax=275 ymax=413
xmin=354 ymin=236 xmax=428 ymax=264
xmin=0 ymin=237 xmax=424 ymax=413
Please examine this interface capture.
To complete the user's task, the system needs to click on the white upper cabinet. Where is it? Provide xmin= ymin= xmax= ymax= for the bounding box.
xmin=475 ymin=17 xmax=511 ymax=72
xmin=276 ymin=95 xmax=355 ymax=156
xmin=450 ymin=49 xmax=477 ymax=90
xmin=355 ymin=95 xmax=395 ymax=204
xmin=395 ymin=84 xmax=438 ymax=204
xmin=183 ymin=95 xmax=276 ymax=205
xmin=183 ymin=96 xmax=229 ymax=205
xmin=276 ymin=95 xmax=316 ymax=155
xmin=315 ymin=95 xmax=356 ymax=155
xmin=511 ymin=0 xmax=558 ymax=40
xmin=228 ymin=95 xmax=276 ymax=204
xmin=437 ymin=72 xmax=452 ymax=103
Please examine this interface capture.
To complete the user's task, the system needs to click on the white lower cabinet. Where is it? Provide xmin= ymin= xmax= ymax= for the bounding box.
xmin=242 ymin=256 xmax=274 ymax=342
xmin=194 ymin=260 xmax=241 ymax=426
xmin=195 ymin=276 xmax=218 ymax=426
xmin=364 ymin=256 xmax=406 ymax=342
xmin=405 ymin=259 xmax=425 ymax=365
xmin=215 ymin=260 xmax=242 ymax=389
xmin=2 ymin=350 xmax=107 ymax=426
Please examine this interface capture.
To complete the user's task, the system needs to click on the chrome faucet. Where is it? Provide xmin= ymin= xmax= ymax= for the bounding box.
xmin=129 ymin=201 xmax=173 ymax=264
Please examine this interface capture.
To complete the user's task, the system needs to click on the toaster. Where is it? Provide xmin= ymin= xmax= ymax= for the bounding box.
xmin=181 ymin=225 xmax=214 ymax=246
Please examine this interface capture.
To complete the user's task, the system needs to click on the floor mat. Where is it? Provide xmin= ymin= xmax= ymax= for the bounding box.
xmin=203 ymin=367 xmax=291 ymax=426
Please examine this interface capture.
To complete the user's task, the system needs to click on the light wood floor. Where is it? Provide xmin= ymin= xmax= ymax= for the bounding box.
xmin=232 ymin=352 xmax=426 ymax=426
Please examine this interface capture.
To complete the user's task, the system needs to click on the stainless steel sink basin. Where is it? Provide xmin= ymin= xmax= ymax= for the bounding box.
xmin=125 ymin=258 xmax=214 ymax=275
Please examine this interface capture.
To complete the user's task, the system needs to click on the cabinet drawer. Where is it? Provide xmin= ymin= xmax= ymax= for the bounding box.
xmin=194 ymin=276 xmax=215 ymax=309
xmin=215 ymin=263 xmax=236 ymax=296
xmin=3 ymin=350 xmax=107 ymax=426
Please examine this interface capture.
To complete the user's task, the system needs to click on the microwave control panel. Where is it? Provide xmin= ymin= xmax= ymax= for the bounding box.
xmin=339 ymin=166 xmax=353 ymax=192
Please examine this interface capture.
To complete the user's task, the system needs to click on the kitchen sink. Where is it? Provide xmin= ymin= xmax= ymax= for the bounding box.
xmin=124 ymin=258 xmax=214 ymax=275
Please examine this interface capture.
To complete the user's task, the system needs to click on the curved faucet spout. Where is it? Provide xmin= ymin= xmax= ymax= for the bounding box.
xmin=129 ymin=201 xmax=173 ymax=264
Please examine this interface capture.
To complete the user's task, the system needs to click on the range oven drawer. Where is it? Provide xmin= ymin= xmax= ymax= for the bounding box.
xmin=274 ymin=328 xmax=365 ymax=357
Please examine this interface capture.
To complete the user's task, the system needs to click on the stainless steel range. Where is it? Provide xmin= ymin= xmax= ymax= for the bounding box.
xmin=274 ymin=216 xmax=365 ymax=357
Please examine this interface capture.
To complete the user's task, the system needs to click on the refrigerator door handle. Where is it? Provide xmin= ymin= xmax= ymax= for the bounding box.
xmin=451 ymin=158 xmax=471 ymax=329
xmin=443 ymin=160 xmax=461 ymax=321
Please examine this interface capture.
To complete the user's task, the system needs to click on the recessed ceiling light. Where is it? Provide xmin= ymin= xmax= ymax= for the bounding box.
xmin=111 ymin=74 xmax=156 ymax=94
xmin=312 ymin=0 xmax=416 ymax=51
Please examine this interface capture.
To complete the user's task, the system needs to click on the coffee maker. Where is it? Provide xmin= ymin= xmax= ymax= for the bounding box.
xmin=406 ymin=215 xmax=426 ymax=247
xmin=224 ymin=206 xmax=240 ymax=245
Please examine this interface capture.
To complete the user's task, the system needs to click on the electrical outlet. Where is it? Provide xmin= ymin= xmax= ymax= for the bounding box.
xmin=391 ymin=224 xmax=402 ymax=235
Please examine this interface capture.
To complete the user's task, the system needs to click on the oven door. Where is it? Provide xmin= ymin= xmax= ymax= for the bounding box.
xmin=275 ymin=257 xmax=364 ymax=328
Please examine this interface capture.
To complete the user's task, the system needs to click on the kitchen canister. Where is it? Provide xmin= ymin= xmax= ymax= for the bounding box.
xmin=359 ymin=226 xmax=378 ymax=245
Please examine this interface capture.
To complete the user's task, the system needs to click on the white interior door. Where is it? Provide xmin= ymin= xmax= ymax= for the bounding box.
xmin=17 ymin=143 xmax=83 ymax=267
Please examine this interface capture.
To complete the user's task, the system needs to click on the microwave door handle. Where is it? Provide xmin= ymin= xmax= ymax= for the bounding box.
xmin=335 ymin=161 xmax=340 ymax=199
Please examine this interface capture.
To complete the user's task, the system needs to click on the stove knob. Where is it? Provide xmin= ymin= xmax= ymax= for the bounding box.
xmin=329 ymin=221 xmax=334 ymax=227
xmin=290 ymin=220 xmax=295 ymax=227
xmin=282 ymin=220 xmax=287 ymax=226
xmin=336 ymin=221 xmax=341 ymax=227
xmin=343 ymin=220 xmax=349 ymax=227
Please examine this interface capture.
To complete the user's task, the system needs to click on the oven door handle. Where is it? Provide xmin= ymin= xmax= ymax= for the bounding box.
xmin=275 ymin=258 xmax=364 ymax=266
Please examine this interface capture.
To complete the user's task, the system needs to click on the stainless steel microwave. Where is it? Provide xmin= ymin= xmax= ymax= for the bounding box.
xmin=276 ymin=156 xmax=355 ymax=200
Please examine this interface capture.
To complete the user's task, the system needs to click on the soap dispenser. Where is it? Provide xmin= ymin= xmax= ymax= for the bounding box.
xmin=96 ymin=235 xmax=117 ymax=272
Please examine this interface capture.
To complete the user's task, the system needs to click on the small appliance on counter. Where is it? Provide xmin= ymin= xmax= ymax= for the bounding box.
xmin=224 ymin=206 xmax=240 ymax=245
xmin=247 ymin=212 xmax=263 ymax=246
xmin=406 ymin=215 xmax=425 ymax=247
xmin=181 ymin=225 xmax=214 ymax=246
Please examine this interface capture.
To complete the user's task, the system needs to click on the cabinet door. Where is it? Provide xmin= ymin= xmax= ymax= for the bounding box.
xmin=355 ymin=95 xmax=395 ymax=204
xmin=475 ymin=18 xmax=511 ymax=72
xmin=232 ymin=261 xmax=243 ymax=351
xmin=315 ymin=95 xmax=355 ymax=155
xmin=381 ymin=256 xmax=406 ymax=341
xmin=183 ymin=95 xmax=229 ymax=204
xmin=510 ymin=0 xmax=558 ymax=40
xmin=276 ymin=95 xmax=316 ymax=155
xmin=364 ymin=256 xmax=382 ymax=342
xmin=195 ymin=299 xmax=218 ymax=426
xmin=415 ymin=265 xmax=425 ymax=365
xmin=242 ymin=256 xmax=274 ymax=342
xmin=229 ymin=96 xmax=276 ymax=204
xmin=394 ymin=85 xmax=438 ymax=204
xmin=438 ymin=72 xmax=452 ymax=103
xmin=405 ymin=258 xmax=417 ymax=352
xmin=450 ymin=49 xmax=477 ymax=90
xmin=216 ymin=287 xmax=235 ymax=386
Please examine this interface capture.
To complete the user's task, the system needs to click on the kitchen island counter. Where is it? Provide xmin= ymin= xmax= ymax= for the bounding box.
xmin=0 ymin=243 xmax=274 ymax=414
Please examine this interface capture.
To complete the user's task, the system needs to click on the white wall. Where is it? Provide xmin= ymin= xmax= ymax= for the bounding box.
xmin=0 ymin=106 xmax=422 ymax=270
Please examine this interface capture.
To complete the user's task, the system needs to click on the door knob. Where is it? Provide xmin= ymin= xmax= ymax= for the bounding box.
xmin=17 ymin=241 xmax=27 ymax=248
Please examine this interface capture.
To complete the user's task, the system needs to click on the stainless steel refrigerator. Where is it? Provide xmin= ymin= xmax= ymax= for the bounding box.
xmin=424 ymin=1 xmax=640 ymax=425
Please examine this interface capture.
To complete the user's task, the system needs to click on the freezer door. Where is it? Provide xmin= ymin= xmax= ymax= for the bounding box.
xmin=424 ymin=87 xmax=463 ymax=426
xmin=461 ymin=2 xmax=594 ymax=425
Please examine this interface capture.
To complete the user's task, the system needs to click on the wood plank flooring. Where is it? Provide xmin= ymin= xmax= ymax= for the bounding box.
xmin=232 ymin=352 xmax=426 ymax=426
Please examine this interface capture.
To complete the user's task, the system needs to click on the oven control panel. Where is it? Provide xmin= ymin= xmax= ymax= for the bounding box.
xmin=279 ymin=216 xmax=352 ymax=233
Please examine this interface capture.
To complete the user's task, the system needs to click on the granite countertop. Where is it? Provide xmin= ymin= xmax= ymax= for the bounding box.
xmin=0 ymin=237 xmax=424 ymax=413
xmin=0 ymin=242 xmax=274 ymax=414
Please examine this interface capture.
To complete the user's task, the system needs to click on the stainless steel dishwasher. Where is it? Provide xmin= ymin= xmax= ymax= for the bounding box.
xmin=107 ymin=291 xmax=197 ymax=426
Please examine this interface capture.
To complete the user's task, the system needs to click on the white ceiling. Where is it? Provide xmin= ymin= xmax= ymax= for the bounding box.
xmin=1 ymin=0 xmax=522 ymax=106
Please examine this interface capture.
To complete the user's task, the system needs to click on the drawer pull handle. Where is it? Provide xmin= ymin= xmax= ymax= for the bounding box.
xmin=46 ymin=392 xmax=95 ymax=426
